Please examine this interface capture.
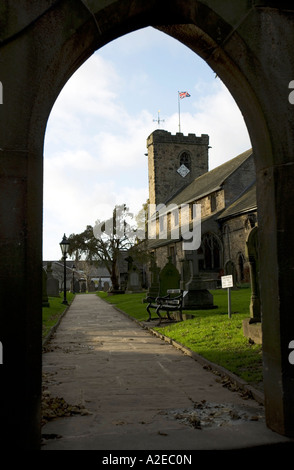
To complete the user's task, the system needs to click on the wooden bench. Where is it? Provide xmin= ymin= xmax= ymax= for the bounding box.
xmin=146 ymin=289 xmax=183 ymax=325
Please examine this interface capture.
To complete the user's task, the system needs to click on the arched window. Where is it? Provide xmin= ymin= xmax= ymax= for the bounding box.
xmin=201 ymin=232 xmax=222 ymax=270
xmin=210 ymin=193 xmax=216 ymax=212
xmin=223 ymin=224 xmax=231 ymax=260
xmin=238 ymin=252 xmax=246 ymax=282
xmin=168 ymin=245 xmax=176 ymax=265
xmin=179 ymin=151 xmax=191 ymax=170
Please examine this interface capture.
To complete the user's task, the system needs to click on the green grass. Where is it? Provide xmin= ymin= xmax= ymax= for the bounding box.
xmin=42 ymin=293 xmax=75 ymax=339
xmin=97 ymin=288 xmax=263 ymax=388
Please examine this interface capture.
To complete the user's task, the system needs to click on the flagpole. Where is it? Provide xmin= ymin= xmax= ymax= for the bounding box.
xmin=178 ymin=91 xmax=181 ymax=133
xmin=178 ymin=91 xmax=190 ymax=133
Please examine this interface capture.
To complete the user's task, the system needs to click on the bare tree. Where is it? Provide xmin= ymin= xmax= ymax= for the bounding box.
xmin=68 ymin=205 xmax=137 ymax=291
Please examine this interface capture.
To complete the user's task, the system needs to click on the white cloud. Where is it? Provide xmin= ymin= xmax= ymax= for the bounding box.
xmin=43 ymin=31 xmax=251 ymax=260
xmin=163 ymin=81 xmax=251 ymax=169
xmin=45 ymin=54 xmax=125 ymax=151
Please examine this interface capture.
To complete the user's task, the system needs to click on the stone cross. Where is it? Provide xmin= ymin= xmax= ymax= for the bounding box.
xmin=146 ymin=255 xmax=160 ymax=298
xmin=181 ymin=250 xmax=215 ymax=309
xmin=185 ymin=250 xmax=199 ymax=281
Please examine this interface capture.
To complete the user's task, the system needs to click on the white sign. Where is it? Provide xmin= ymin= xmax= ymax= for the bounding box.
xmin=221 ymin=275 xmax=233 ymax=289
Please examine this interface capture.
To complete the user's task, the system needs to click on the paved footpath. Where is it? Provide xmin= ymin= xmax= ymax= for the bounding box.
xmin=41 ymin=294 xmax=293 ymax=451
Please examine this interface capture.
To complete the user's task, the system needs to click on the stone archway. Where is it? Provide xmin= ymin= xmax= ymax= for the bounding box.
xmin=1 ymin=1 xmax=294 ymax=448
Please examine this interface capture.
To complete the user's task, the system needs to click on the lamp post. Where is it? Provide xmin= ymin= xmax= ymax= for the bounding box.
xmin=60 ymin=233 xmax=70 ymax=305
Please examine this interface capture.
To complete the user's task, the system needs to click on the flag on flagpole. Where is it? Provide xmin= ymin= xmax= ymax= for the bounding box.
xmin=178 ymin=91 xmax=191 ymax=132
xmin=179 ymin=91 xmax=191 ymax=99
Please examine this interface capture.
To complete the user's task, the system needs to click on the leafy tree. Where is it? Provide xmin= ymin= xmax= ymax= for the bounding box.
xmin=68 ymin=205 xmax=138 ymax=291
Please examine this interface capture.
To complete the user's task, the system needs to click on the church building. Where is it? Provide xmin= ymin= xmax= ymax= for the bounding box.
xmin=146 ymin=129 xmax=257 ymax=288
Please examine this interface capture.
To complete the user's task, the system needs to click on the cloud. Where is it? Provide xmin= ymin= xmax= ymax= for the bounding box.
xmin=45 ymin=54 xmax=125 ymax=151
xmin=163 ymin=81 xmax=251 ymax=170
xmin=43 ymin=52 xmax=152 ymax=254
xmin=43 ymin=31 xmax=250 ymax=260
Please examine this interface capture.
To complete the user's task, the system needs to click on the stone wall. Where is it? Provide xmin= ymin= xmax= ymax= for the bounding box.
xmin=147 ymin=130 xmax=209 ymax=205
xmin=221 ymin=213 xmax=257 ymax=283
xmin=2 ymin=0 xmax=294 ymax=446
xmin=194 ymin=189 xmax=225 ymax=219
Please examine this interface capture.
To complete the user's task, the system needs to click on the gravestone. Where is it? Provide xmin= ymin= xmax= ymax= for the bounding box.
xmin=180 ymin=251 xmax=215 ymax=309
xmin=42 ymin=268 xmax=50 ymax=307
xmin=180 ymin=256 xmax=191 ymax=288
xmin=159 ymin=257 xmax=181 ymax=296
xmin=146 ymin=254 xmax=160 ymax=298
xmin=46 ymin=262 xmax=59 ymax=297
xmin=74 ymin=280 xmax=80 ymax=293
xmin=89 ymin=280 xmax=95 ymax=292
xmin=81 ymin=282 xmax=86 ymax=293
xmin=103 ymin=281 xmax=110 ymax=292
xmin=126 ymin=266 xmax=142 ymax=293
xmin=243 ymin=226 xmax=262 ymax=344
xmin=97 ymin=278 xmax=102 ymax=291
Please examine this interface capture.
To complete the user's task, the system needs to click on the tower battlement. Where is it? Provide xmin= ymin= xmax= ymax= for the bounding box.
xmin=147 ymin=130 xmax=209 ymax=146
xmin=147 ymin=130 xmax=210 ymax=205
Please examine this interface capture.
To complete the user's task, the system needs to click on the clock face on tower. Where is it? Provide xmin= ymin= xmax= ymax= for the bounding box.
xmin=177 ymin=163 xmax=190 ymax=178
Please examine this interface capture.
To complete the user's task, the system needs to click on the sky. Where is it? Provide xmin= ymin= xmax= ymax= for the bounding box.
xmin=43 ymin=26 xmax=251 ymax=260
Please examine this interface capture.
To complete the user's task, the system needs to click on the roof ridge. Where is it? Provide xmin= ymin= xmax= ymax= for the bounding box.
xmin=199 ymin=148 xmax=253 ymax=183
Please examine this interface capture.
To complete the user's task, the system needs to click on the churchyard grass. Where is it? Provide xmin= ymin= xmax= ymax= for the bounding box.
xmin=97 ymin=288 xmax=263 ymax=388
xmin=42 ymin=293 xmax=75 ymax=340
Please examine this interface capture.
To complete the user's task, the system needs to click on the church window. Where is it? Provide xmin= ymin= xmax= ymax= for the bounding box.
xmin=159 ymin=216 xmax=165 ymax=233
xmin=201 ymin=232 xmax=222 ymax=270
xmin=238 ymin=253 xmax=245 ymax=282
xmin=223 ymin=224 xmax=231 ymax=260
xmin=168 ymin=246 xmax=176 ymax=265
xmin=179 ymin=152 xmax=191 ymax=170
xmin=210 ymin=193 xmax=217 ymax=212
xmin=173 ymin=209 xmax=179 ymax=226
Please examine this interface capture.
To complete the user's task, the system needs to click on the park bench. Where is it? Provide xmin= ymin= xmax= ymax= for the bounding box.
xmin=146 ymin=289 xmax=183 ymax=325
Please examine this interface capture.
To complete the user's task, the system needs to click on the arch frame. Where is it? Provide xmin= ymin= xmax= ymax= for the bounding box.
xmin=1 ymin=0 xmax=294 ymax=447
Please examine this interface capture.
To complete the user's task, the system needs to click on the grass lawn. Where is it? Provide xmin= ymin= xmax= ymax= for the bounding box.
xmin=97 ymin=288 xmax=263 ymax=388
xmin=42 ymin=292 xmax=75 ymax=340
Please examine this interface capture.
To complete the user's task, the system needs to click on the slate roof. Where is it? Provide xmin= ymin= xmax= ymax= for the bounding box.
xmin=217 ymin=182 xmax=257 ymax=220
xmin=166 ymin=148 xmax=253 ymax=205
xmin=147 ymin=149 xmax=255 ymax=249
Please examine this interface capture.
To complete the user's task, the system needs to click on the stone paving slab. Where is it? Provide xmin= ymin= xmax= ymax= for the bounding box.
xmin=41 ymin=294 xmax=294 ymax=451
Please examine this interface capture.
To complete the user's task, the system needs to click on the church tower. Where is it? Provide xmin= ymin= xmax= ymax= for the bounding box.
xmin=147 ymin=130 xmax=210 ymax=205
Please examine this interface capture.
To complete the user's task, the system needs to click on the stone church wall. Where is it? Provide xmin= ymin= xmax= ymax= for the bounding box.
xmin=221 ymin=212 xmax=257 ymax=283
xmin=147 ymin=130 xmax=209 ymax=205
